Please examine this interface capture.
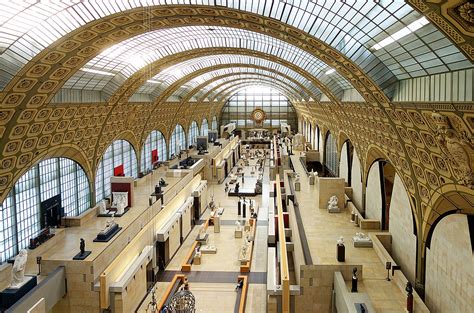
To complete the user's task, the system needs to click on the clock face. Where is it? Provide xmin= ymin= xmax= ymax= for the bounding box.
xmin=251 ymin=109 xmax=266 ymax=123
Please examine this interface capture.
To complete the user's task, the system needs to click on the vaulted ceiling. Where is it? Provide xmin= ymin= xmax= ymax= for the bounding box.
xmin=0 ymin=2 xmax=473 ymax=244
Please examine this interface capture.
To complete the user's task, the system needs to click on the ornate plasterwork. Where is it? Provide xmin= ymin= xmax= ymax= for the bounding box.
xmin=431 ymin=112 xmax=473 ymax=188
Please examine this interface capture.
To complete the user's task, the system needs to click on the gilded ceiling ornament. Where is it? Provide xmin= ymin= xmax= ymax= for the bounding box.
xmin=431 ymin=112 xmax=473 ymax=188
xmin=458 ymin=2 xmax=474 ymax=23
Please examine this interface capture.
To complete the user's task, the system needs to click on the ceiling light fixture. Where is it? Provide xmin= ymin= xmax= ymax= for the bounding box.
xmin=371 ymin=16 xmax=429 ymax=51
xmin=325 ymin=68 xmax=336 ymax=75
xmin=80 ymin=68 xmax=114 ymax=76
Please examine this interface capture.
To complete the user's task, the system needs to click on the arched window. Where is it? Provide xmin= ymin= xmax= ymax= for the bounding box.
xmin=188 ymin=121 xmax=199 ymax=146
xmin=220 ymin=87 xmax=297 ymax=130
xmin=1 ymin=158 xmax=90 ymax=262
xmin=141 ymin=130 xmax=167 ymax=173
xmin=201 ymin=119 xmax=209 ymax=136
xmin=169 ymin=124 xmax=186 ymax=158
xmin=95 ymin=140 xmax=138 ymax=202
xmin=324 ymin=132 xmax=338 ymax=176
xmin=211 ymin=116 xmax=218 ymax=130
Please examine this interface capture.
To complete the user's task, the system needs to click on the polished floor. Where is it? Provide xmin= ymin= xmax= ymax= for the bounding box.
xmin=138 ymin=155 xmax=269 ymax=312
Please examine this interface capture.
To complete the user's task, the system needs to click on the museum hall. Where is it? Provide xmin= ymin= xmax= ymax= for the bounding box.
xmin=0 ymin=1 xmax=472 ymax=313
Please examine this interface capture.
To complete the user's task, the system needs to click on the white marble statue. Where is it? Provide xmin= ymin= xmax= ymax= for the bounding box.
xmin=198 ymin=225 xmax=207 ymax=240
xmin=327 ymin=195 xmax=340 ymax=213
xmin=337 ymin=236 xmax=344 ymax=246
xmin=355 ymin=232 xmax=370 ymax=241
xmin=328 ymin=196 xmax=338 ymax=208
xmin=294 ymin=174 xmax=300 ymax=183
xmin=97 ymin=200 xmax=107 ymax=215
xmin=103 ymin=214 xmax=116 ymax=231
xmin=112 ymin=192 xmax=128 ymax=215
xmin=10 ymin=249 xmax=28 ymax=288
xmin=235 ymin=220 xmax=242 ymax=231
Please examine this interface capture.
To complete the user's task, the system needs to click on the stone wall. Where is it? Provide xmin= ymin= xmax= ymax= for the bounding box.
xmin=365 ymin=162 xmax=382 ymax=222
xmin=339 ymin=142 xmax=349 ymax=184
xmin=425 ymin=214 xmax=473 ymax=313
xmin=388 ymin=174 xmax=416 ymax=283
xmin=350 ymin=151 xmax=363 ymax=210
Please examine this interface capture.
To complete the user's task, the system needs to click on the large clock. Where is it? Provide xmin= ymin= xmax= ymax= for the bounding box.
xmin=251 ymin=108 xmax=266 ymax=124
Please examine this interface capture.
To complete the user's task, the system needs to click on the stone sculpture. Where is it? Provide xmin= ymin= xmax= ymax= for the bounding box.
xmin=327 ymin=195 xmax=340 ymax=213
xmin=112 ymin=192 xmax=127 ymax=215
xmin=97 ymin=199 xmax=107 ymax=215
xmin=10 ymin=249 xmax=28 ymax=288
xmin=80 ymin=238 xmax=85 ymax=255
xmin=235 ymin=221 xmax=242 ymax=231
xmin=351 ymin=267 xmax=358 ymax=292
xmin=198 ymin=225 xmax=207 ymax=240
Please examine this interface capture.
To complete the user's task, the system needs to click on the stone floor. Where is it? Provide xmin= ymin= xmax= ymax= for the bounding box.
xmin=137 ymin=151 xmax=270 ymax=312
xmin=291 ymin=151 xmax=424 ymax=313
xmin=138 ymin=149 xmax=428 ymax=313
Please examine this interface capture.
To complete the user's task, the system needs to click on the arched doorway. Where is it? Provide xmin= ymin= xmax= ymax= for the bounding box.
xmin=339 ymin=140 xmax=354 ymax=186
xmin=365 ymin=160 xmax=396 ymax=230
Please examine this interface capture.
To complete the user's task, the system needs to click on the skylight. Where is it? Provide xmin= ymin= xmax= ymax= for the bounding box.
xmin=80 ymin=68 xmax=114 ymax=76
xmin=371 ymin=17 xmax=429 ymax=51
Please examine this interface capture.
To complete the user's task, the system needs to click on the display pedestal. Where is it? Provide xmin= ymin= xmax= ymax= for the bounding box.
xmin=193 ymin=254 xmax=201 ymax=265
xmin=337 ymin=244 xmax=345 ymax=262
xmin=295 ymin=182 xmax=301 ymax=191
xmin=93 ymin=224 xmax=121 ymax=242
xmin=0 ymin=276 xmax=37 ymax=311
xmin=235 ymin=229 xmax=243 ymax=238
xmin=213 ymin=216 xmax=220 ymax=233
xmin=73 ymin=251 xmax=92 ymax=260
xmin=309 ymin=176 xmax=315 ymax=185
xmin=196 ymin=233 xmax=209 ymax=244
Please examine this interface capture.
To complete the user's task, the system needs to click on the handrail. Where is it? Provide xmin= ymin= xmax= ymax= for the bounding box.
xmin=275 ymin=173 xmax=290 ymax=313
xmin=236 ymin=275 xmax=249 ymax=313
xmin=157 ymin=274 xmax=186 ymax=310
xmin=181 ymin=219 xmax=210 ymax=272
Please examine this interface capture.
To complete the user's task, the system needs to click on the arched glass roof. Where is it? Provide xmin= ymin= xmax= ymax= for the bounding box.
xmin=134 ymin=56 xmax=323 ymax=99
xmin=62 ymin=26 xmax=350 ymax=97
xmin=165 ymin=68 xmax=315 ymax=101
xmin=0 ymin=1 xmax=471 ymax=99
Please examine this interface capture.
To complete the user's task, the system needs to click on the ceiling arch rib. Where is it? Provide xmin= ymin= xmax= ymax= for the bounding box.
xmin=1 ymin=2 xmax=471 ymax=96
xmin=136 ymin=55 xmax=321 ymax=98
xmin=209 ymin=80 xmax=299 ymax=105
xmin=109 ymin=48 xmax=344 ymax=110
xmin=183 ymin=75 xmax=302 ymax=103
xmin=167 ymin=68 xmax=315 ymax=102
xmin=63 ymin=26 xmax=350 ymax=99
xmin=178 ymin=73 xmax=313 ymax=104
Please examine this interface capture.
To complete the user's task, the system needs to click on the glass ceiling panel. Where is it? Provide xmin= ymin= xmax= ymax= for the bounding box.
xmin=136 ymin=54 xmax=321 ymax=97
xmin=62 ymin=26 xmax=348 ymax=98
xmin=203 ymin=78 xmax=301 ymax=102
xmin=166 ymin=68 xmax=313 ymax=101
xmin=0 ymin=0 xmax=471 ymax=95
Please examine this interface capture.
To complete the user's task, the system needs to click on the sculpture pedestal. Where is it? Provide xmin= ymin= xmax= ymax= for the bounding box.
xmin=337 ymin=244 xmax=345 ymax=262
xmin=328 ymin=205 xmax=341 ymax=213
xmin=309 ymin=176 xmax=315 ymax=185
xmin=235 ymin=229 xmax=243 ymax=238
xmin=213 ymin=216 xmax=220 ymax=233
xmin=0 ymin=276 xmax=37 ymax=311
xmin=73 ymin=251 xmax=92 ymax=260
xmin=93 ymin=224 xmax=121 ymax=242
xmin=295 ymin=182 xmax=301 ymax=191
